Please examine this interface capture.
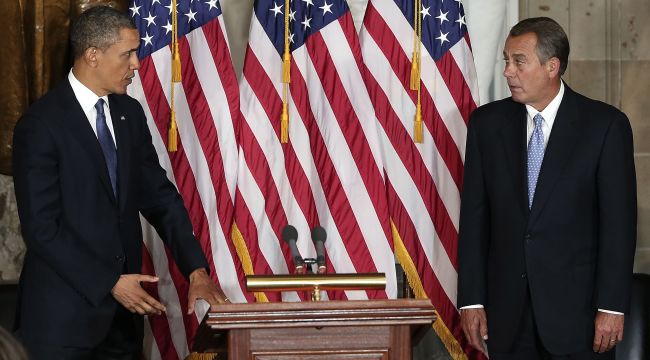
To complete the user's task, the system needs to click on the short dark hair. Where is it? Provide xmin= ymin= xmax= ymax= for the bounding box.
xmin=70 ymin=5 xmax=136 ymax=59
xmin=509 ymin=17 xmax=570 ymax=75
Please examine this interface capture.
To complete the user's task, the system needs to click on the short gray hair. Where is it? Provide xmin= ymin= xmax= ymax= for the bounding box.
xmin=510 ymin=17 xmax=570 ymax=75
xmin=70 ymin=5 xmax=136 ymax=59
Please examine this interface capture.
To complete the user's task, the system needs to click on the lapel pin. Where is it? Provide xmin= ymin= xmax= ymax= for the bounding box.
xmin=120 ymin=115 xmax=126 ymax=121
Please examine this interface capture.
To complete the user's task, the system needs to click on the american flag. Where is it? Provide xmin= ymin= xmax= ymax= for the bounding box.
xmin=359 ymin=0 xmax=481 ymax=358
xmin=234 ymin=0 xmax=397 ymax=301
xmin=128 ymin=0 xmax=248 ymax=358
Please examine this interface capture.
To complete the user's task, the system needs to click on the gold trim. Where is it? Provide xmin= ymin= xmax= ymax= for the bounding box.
xmin=392 ymin=220 xmax=467 ymax=360
xmin=246 ymin=273 xmax=386 ymax=292
xmin=231 ymin=222 xmax=269 ymax=303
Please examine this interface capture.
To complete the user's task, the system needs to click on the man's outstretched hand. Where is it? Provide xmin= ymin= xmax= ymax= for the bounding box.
xmin=111 ymin=274 xmax=166 ymax=315
xmin=187 ymin=268 xmax=229 ymax=315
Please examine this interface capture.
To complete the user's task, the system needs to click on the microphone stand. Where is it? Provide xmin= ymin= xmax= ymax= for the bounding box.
xmin=302 ymin=258 xmax=319 ymax=300
xmin=272 ymin=225 xmax=380 ymax=301
xmin=302 ymin=258 xmax=325 ymax=274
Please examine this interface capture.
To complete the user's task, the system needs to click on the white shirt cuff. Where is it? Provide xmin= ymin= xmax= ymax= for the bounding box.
xmin=460 ymin=305 xmax=620 ymax=315
xmin=598 ymin=309 xmax=624 ymax=315
xmin=460 ymin=304 xmax=484 ymax=310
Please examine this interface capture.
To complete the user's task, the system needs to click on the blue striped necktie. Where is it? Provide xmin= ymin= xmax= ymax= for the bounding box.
xmin=527 ymin=113 xmax=545 ymax=209
xmin=95 ymin=99 xmax=118 ymax=197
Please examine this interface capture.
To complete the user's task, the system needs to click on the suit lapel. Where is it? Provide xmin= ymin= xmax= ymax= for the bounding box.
xmin=59 ymin=81 xmax=117 ymax=204
xmin=500 ymin=103 xmax=529 ymax=217
xmin=528 ymin=87 xmax=580 ymax=226
xmin=109 ymin=96 xmax=130 ymax=214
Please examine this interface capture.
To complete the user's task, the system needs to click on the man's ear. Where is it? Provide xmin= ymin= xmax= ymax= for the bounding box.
xmin=83 ymin=47 xmax=99 ymax=68
xmin=547 ymin=57 xmax=561 ymax=78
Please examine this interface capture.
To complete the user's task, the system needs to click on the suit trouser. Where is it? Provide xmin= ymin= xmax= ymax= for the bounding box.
xmin=488 ymin=290 xmax=614 ymax=360
xmin=23 ymin=305 xmax=141 ymax=360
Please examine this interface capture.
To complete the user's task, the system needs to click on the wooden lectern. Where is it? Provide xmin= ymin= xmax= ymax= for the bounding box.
xmin=192 ymin=299 xmax=436 ymax=360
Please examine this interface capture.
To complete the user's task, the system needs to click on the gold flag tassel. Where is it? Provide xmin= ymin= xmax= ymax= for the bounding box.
xmin=169 ymin=87 xmax=178 ymax=152
xmin=280 ymin=101 xmax=289 ymax=143
xmin=280 ymin=0 xmax=291 ymax=143
xmin=168 ymin=0 xmax=181 ymax=151
xmin=412 ymin=0 xmax=423 ymax=143
xmin=409 ymin=51 xmax=419 ymax=90
xmin=409 ymin=0 xmax=422 ymax=90
xmin=414 ymin=100 xmax=423 ymax=143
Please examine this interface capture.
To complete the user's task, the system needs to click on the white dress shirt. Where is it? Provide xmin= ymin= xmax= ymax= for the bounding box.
xmin=68 ymin=70 xmax=117 ymax=147
xmin=525 ymin=81 xmax=564 ymax=148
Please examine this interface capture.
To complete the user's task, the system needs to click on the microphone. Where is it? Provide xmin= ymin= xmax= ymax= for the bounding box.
xmin=282 ymin=225 xmax=305 ymax=273
xmin=311 ymin=226 xmax=327 ymax=274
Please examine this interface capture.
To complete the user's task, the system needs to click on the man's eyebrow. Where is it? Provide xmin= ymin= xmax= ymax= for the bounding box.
xmin=506 ymin=54 xmax=527 ymax=61
xmin=503 ymin=51 xmax=527 ymax=58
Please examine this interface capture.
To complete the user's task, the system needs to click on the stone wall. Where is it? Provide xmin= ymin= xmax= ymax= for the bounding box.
xmin=0 ymin=174 xmax=22 ymax=280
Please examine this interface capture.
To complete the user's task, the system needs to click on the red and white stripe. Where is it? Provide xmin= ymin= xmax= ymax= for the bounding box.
xmin=360 ymin=0 xmax=480 ymax=358
xmin=128 ymin=15 xmax=248 ymax=359
xmin=235 ymin=9 xmax=397 ymax=301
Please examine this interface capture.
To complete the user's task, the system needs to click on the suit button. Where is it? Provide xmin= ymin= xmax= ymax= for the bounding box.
xmin=115 ymin=255 xmax=125 ymax=262
xmin=524 ymin=234 xmax=531 ymax=243
xmin=521 ymin=273 xmax=527 ymax=279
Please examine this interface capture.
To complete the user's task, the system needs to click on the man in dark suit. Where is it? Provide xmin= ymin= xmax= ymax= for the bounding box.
xmin=458 ymin=17 xmax=637 ymax=359
xmin=12 ymin=6 xmax=228 ymax=359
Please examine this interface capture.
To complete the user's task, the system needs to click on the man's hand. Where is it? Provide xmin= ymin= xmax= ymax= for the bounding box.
xmin=461 ymin=308 xmax=488 ymax=354
xmin=111 ymin=274 xmax=166 ymax=315
xmin=187 ymin=268 xmax=229 ymax=315
xmin=593 ymin=312 xmax=624 ymax=353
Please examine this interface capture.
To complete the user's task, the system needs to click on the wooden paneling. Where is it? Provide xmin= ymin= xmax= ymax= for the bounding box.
xmin=194 ymin=299 xmax=435 ymax=360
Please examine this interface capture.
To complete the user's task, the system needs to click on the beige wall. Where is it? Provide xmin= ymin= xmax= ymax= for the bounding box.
xmin=520 ymin=0 xmax=650 ymax=274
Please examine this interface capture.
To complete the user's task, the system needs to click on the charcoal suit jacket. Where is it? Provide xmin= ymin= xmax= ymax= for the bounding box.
xmin=457 ymin=84 xmax=637 ymax=354
xmin=12 ymin=79 xmax=208 ymax=348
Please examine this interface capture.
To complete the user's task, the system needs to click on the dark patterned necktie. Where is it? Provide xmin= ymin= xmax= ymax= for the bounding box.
xmin=95 ymin=99 xmax=118 ymax=197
